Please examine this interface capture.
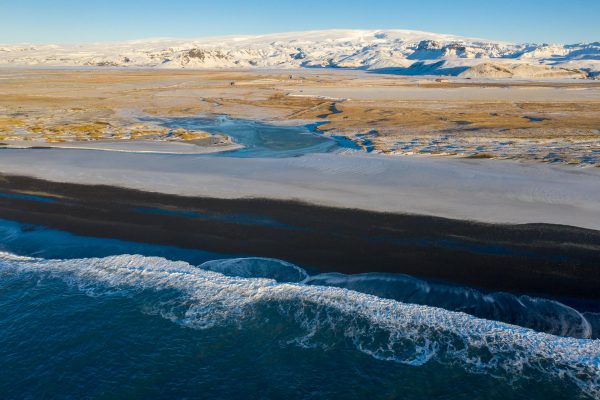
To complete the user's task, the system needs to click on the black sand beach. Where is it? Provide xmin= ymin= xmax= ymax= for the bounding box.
xmin=1 ymin=174 xmax=599 ymax=303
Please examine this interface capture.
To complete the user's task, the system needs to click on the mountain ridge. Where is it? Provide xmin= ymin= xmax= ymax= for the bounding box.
xmin=2 ymin=29 xmax=599 ymax=78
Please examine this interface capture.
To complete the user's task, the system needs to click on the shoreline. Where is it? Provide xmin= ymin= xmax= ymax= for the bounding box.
xmin=0 ymin=140 xmax=244 ymax=155
xmin=1 ymin=173 xmax=599 ymax=304
xmin=0 ymin=138 xmax=244 ymax=154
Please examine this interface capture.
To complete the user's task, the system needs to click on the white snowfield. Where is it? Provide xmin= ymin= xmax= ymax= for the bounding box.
xmin=1 ymin=149 xmax=600 ymax=230
xmin=1 ymin=29 xmax=599 ymax=78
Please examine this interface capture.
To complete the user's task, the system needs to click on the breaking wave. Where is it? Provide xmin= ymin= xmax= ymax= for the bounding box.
xmin=0 ymin=253 xmax=599 ymax=398
xmin=306 ymin=272 xmax=595 ymax=339
xmin=200 ymin=257 xmax=308 ymax=283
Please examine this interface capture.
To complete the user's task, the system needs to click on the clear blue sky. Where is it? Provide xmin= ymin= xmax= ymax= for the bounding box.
xmin=1 ymin=0 xmax=598 ymax=44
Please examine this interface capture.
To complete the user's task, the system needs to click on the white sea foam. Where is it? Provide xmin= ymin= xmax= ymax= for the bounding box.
xmin=0 ymin=251 xmax=36 ymax=261
xmin=0 ymin=253 xmax=599 ymax=397
xmin=306 ymin=272 xmax=594 ymax=339
xmin=200 ymin=257 xmax=309 ymax=283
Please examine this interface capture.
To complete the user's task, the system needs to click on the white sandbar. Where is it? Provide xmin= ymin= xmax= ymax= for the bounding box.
xmin=1 ymin=149 xmax=599 ymax=230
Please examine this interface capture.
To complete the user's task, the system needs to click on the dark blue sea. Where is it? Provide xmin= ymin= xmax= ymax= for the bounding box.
xmin=0 ymin=218 xmax=599 ymax=399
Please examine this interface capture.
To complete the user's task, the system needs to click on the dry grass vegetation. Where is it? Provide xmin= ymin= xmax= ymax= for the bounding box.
xmin=1 ymin=69 xmax=599 ymax=164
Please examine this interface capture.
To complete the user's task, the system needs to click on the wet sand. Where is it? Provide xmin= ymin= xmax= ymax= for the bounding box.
xmin=1 ymin=174 xmax=599 ymax=303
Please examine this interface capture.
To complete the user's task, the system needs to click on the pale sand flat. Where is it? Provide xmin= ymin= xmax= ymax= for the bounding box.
xmin=1 ymin=149 xmax=599 ymax=230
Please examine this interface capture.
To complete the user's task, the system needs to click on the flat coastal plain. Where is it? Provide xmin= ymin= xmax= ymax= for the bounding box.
xmin=1 ymin=68 xmax=600 ymax=164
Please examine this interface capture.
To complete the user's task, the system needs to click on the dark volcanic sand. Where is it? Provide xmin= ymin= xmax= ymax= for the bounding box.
xmin=0 ymin=174 xmax=599 ymax=304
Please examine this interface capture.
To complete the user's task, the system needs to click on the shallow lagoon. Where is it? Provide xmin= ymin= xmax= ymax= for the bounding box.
xmin=151 ymin=115 xmax=346 ymax=158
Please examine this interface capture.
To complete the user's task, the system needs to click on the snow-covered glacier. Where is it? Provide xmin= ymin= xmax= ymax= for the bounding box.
xmin=1 ymin=29 xmax=599 ymax=78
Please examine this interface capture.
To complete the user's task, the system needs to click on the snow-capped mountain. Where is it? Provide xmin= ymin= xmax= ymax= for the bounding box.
xmin=1 ymin=29 xmax=599 ymax=78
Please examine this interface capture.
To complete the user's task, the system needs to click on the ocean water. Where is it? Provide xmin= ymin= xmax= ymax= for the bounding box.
xmin=0 ymin=219 xmax=599 ymax=399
